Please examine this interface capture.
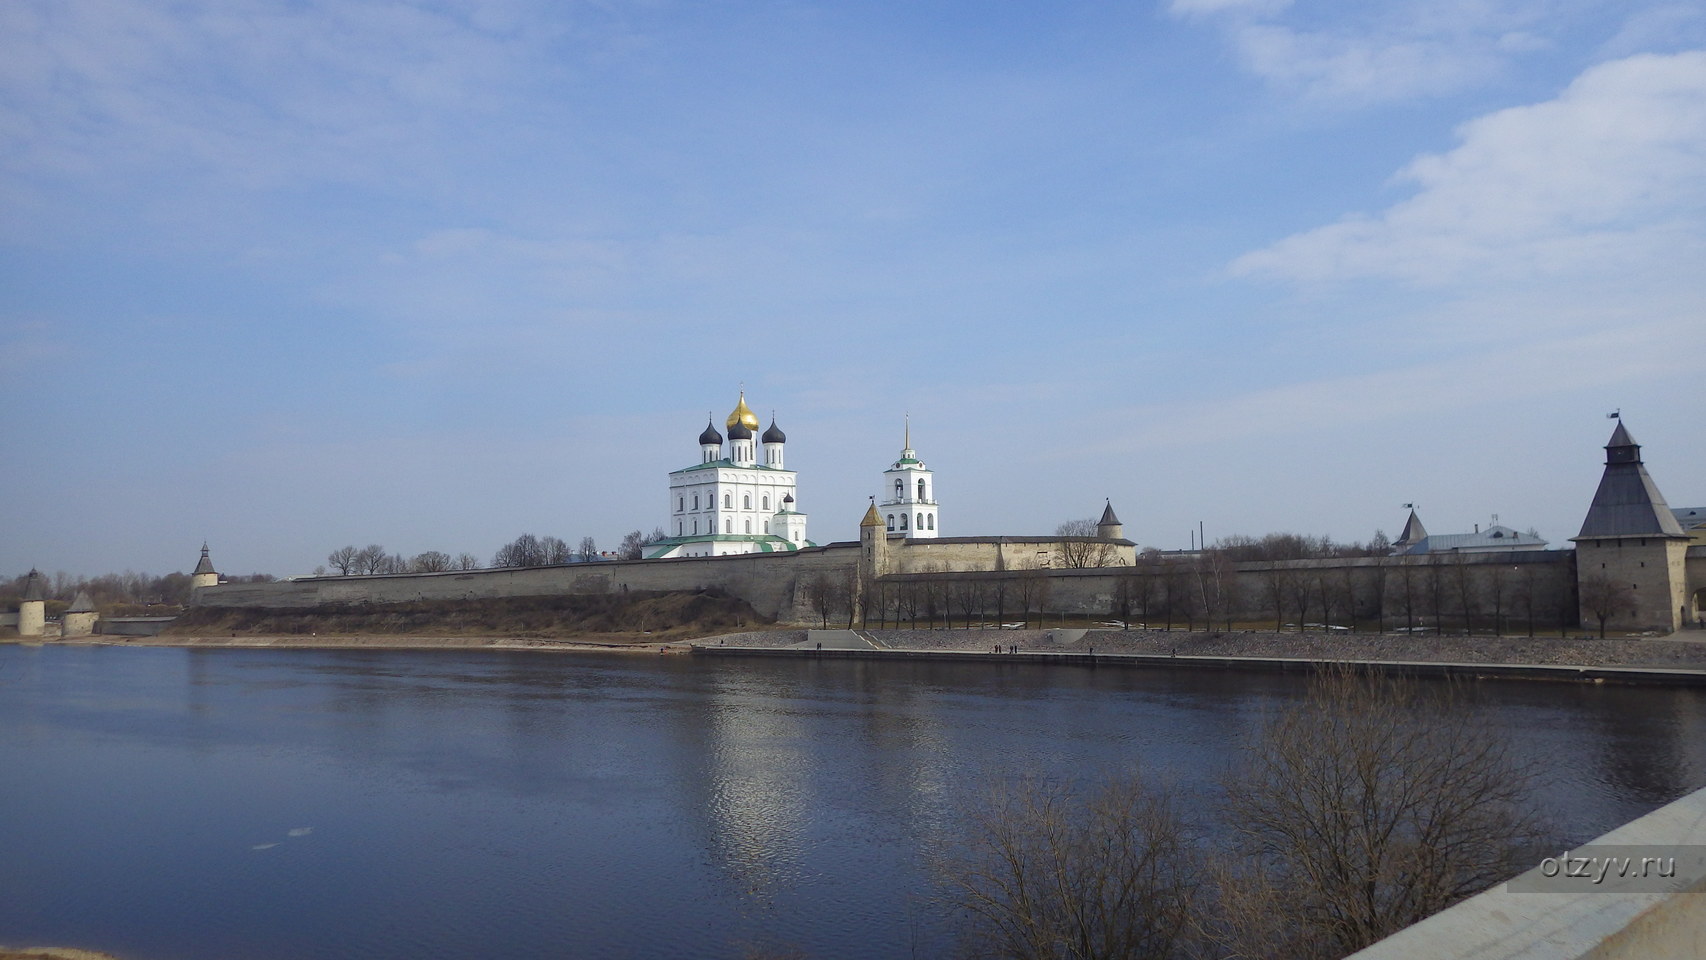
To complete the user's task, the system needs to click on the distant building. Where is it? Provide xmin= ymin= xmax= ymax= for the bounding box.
xmin=1390 ymin=509 xmax=1547 ymax=555
xmin=647 ymin=392 xmax=813 ymax=558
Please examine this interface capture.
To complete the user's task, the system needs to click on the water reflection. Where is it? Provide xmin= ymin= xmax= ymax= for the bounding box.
xmin=1 ymin=645 xmax=1704 ymax=960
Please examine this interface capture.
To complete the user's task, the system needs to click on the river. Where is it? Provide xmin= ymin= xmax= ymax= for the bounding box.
xmin=3 ymin=645 xmax=1703 ymax=959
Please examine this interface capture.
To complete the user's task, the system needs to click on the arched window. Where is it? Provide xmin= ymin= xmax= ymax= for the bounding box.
xmin=693 ymin=494 xmax=699 ymax=510
xmin=927 ymin=515 xmax=935 ymax=530
xmin=895 ymin=479 xmax=904 ymax=499
xmin=745 ymin=519 xmax=752 ymax=534
xmin=693 ymin=520 xmax=699 ymax=534
xmin=677 ymin=497 xmax=684 ymax=512
xmin=743 ymin=494 xmax=751 ymax=510
xmin=724 ymin=518 xmax=731 ymax=533
xmin=723 ymin=493 xmax=731 ymax=508
xmin=887 ymin=515 xmax=895 ymax=531
xmin=678 ymin=521 xmax=683 ymax=535
xmin=901 ymin=514 xmax=909 ymax=530
xmin=917 ymin=512 xmax=924 ymax=529
xmin=762 ymin=495 xmax=770 ymax=510
xmin=763 ymin=520 xmax=770 ymax=533
xmin=918 ymin=478 xmax=926 ymax=500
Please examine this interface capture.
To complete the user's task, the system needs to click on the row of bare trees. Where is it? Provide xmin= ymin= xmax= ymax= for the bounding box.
xmin=323 ymin=544 xmax=481 ymax=576
xmin=950 ymin=668 xmax=1547 ymax=960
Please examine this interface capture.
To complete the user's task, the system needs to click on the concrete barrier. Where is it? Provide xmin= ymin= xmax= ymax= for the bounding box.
xmin=1348 ymin=784 xmax=1706 ymax=958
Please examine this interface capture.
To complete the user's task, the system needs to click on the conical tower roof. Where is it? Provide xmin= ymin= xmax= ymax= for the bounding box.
xmin=20 ymin=568 xmax=46 ymax=602
xmin=1098 ymin=500 xmax=1122 ymax=526
xmin=192 ymin=543 xmax=216 ymax=576
xmin=1396 ymin=509 xmax=1427 ymax=547
xmin=67 ymin=590 xmax=96 ymax=613
xmin=860 ymin=503 xmax=885 ymax=527
xmin=1576 ymin=421 xmax=1686 ymax=539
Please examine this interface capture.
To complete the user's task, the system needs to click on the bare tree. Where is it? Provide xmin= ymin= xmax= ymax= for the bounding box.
xmin=948 ymin=775 xmax=1200 ymax=960
xmin=540 ymin=536 xmax=572 ymax=565
xmin=617 ymin=530 xmax=647 ymax=561
xmin=411 ymin=551 xmax=451 ymax=573
xmin=356 ymin=544 xmax=389 ymax=575
xmin=453 ymin=552 xmax=481 ymax=571
xmin=327 ymin=546 xmax=360 ymax=576
xmin=1212 ymin=668 xmax=1545 ymax=960
xmin=493 ymin=533 xmax=545 ymax=568
xmin=1578 ymin=573 xmax=1636 ymax=638
xmin=1055 ymin=519 xmax=1116 ymax=569
xmin=805 ymin=570 xmax=851 ymax=628
xmin=577 ymin=536 xmax=598 ymax=562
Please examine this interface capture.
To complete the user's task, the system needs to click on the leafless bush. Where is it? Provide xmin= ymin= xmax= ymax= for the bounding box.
xmin=1209 ymin=667 xmax=1546 ymax=960
xmin=948 ymin=775 xmax=1200 ymax=960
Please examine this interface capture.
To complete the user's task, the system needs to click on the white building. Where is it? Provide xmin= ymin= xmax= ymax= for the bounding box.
xmin=879 ymin=420 xmax=939 ymax=539
xmin=647 ymin=392 xmax=813 ymax=558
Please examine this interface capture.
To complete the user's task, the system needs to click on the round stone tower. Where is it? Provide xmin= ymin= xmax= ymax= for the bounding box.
xmin=190 ymin=543 xmax=219 ymax=591
xmin=61 ymin=589 xmax=98 ymax=638
xmin=17 ymin=568 xmax=46 ymax=637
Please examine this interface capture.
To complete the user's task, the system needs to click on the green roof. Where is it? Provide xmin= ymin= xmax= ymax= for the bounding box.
xmin=643 ymin=533 xmax=814 ymax=559
xmin=671 ymin=459 xmax=793 ymax=475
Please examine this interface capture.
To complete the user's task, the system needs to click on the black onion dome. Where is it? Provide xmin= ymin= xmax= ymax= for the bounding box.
xmin=727 ymin=420 xmax=753 ymax=440
xmin=762 ymin=418 xmax=786 ymax=444
xmin=699 ymin=420 xmax=723 ymax=445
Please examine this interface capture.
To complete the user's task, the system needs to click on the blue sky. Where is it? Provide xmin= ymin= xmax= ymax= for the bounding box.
xmin=3 ymin=0 xmax=1703 ymax=578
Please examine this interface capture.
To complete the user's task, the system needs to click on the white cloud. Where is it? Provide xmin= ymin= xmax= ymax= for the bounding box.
xmin=1232 ymin=51 xmax=1706 ymax=286
xmin=1169 ymin=0 xmax=1582 ymax=106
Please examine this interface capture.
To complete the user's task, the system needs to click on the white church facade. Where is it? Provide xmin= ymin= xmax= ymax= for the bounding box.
xmin=646 ymin=392 xmax=814 ymax=559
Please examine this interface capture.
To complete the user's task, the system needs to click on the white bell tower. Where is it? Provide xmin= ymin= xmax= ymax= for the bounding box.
xmin=878 ymin=417 xmax=938 ymax=539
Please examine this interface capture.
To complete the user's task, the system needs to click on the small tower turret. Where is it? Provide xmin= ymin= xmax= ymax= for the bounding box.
xmin=17 ymin=568 xmax=46 ymax=637
xmin=191 ymin=543 xmax=219 ymax=591
xmin=860 ymin=499 xmax=889 ymax=579
xmin=1096 ymin=500 xmax=1124 ymax=540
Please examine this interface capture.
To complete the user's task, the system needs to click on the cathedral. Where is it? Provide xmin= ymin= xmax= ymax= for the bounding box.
xmin=646 ymin=392 xmax=814 ymax=558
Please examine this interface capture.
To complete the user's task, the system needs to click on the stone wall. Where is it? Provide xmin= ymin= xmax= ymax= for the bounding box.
xmin=193 ymin=543 xmax=1579 ymax=633
xmin=196 ymin=542 xmax=866 ymax=621
xmin=885 ymin=536 xmax=1136 ymax=574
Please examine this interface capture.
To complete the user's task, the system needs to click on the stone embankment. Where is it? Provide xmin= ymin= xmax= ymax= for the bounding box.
xmin=704 ymin=627 xmax=1706 ymax=670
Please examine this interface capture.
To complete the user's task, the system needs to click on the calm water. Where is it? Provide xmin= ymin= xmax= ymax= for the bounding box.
xmin=3 ymin=645 xmax=1704 ymax=960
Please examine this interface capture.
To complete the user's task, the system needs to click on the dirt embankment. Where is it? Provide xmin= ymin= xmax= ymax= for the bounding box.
xmin=165 ymin=590 xmax=769 ymax=640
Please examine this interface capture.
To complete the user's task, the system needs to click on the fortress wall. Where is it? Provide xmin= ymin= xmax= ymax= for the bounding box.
xmin=873 ymin=551 xmax=1577 ymax=628
xmin=193 ymin=544 xmax=1575 ymax=630
xmin=886 ymin=538 xmax=1137 ymax=574
xmin=195 ymin=543 xmax=864 ymax=621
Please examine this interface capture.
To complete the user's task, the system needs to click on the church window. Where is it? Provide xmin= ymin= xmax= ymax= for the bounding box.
xmin=744 ymin=494 xmax=751 ymax=510
xmin=887 ymin=515 xmax=895 ymax=531
xmin=927 ymin=515 xmax=935 ymax=530
xmin=745 ymin=519 xmax=752 ymax=534
xmin=693 ymin=494 xmax=699 ymax=510
xmin=762 ymin=495 xmax=770 ymax=510
xmin=677 ymin=497 xmax=683 ymax=513
xmin=725 ymin=519 xmax=732 ymax=533
xmin=901 ymin=514 xmax=909 ymax=530
xmin=917 ymin=512 xmax=924 ymax=529
xmin=895 ymin=479 xmax=904 ymax=499
xmin=918 ymin=478 xmax=926 ymax=500
xmin=764 ymin=520 xmax=770 ymax=533
xmin=678 ymin=521 xmax=683 ymax=535
xmin=724 ymin=494 xmax=731 ymax=508
xmin=693 ymin=520 xmax=699 ymax=535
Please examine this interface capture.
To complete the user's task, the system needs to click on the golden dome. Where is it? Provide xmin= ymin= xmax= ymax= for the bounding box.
xmin=726 ymin=392 xmax=760 ymax=431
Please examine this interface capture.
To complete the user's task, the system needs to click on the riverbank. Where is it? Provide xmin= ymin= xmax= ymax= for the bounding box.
xmin=0 ymin=948 xmax=121 ymax=960
xmin=690 ymin=627 xmax=1706 ymax=685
